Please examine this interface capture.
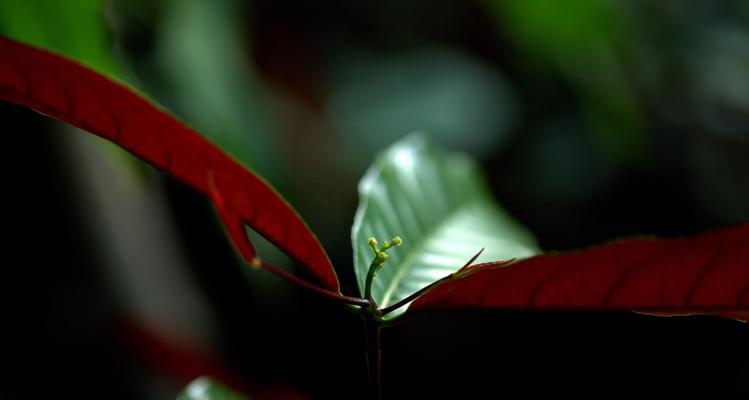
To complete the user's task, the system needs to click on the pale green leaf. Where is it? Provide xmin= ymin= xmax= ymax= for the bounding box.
xmin=178 ymin=377 xmax=248 ymax=400
xmin=352 ymin=133 xmax=538 ymax=316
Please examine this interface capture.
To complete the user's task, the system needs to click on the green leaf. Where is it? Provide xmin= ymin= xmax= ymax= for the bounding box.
xmin=155 ymin=0 xmax=282 ymax=180
xmin=0 ymin=0 xmax=120 ymax=77
xmin=178 ymin=377 xmax=249 ymax=400
xmin=352 ymin=133 xmax=538 ymax=316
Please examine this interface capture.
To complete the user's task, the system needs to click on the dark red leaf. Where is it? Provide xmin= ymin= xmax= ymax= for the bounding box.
xmin=0 ymin=36 xmax=339 ymax=291
xmin=410 ymin=225 xmax=749 ymax=319
xmin=122 ymin=316 xmax=305 ymax=399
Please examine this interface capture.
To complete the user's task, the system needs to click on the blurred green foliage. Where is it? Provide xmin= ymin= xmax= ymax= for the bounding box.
xmin=153 ymin=0 xmax=282 ymax=181
xmin=179 ymin=377 xmax=248 ymax=400
xmin=486 ymin=0 xmax=647 ymax=165
xmin=328 ymin=47 xmax=517 ymax=166
xmin=0 ymin=0 xmax=118 ymax=75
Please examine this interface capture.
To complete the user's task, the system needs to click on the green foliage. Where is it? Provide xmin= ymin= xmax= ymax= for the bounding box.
xmin=155 ymin=0 xmax=281 ymax=180
xmin=178 ymin=377 xmax=248 ymax=400
xmin=352 ymin=134 xmax=538 ymax=316
xmin=0 ymin=0 xmax=118 ymax=76
xmin=328 ymin=48 xmax=517 ymax=165
xmin=484 ymin=0 xmax=647 ymax=164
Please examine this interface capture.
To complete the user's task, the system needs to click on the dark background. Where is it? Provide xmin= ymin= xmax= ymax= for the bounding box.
xmin=1 ymin=0 xmax=748 ymax=398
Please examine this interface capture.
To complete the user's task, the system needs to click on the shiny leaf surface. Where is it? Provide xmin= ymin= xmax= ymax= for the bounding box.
xmin=352 ymin=134 xmax=537 ymax=314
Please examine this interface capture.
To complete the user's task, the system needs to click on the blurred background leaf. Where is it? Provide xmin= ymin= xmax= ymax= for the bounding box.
xmin=485 ymin=0 xmax=648 ymax=165
xmin=0 ymin=0 xmax=119 ymax=75
xmin=328 ymin=46 xmax=518 ymax=167
xmin=179 ymin=377 xmax=249 ymax=400
xmin=153 ymin=0 xmax=282 ymax=181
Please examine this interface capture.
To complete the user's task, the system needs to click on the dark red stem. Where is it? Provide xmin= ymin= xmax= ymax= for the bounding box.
xmin=261 ymin=260 xmax=369 ymax=307
xmin=363 ymin=316 xmax=382 ymax=400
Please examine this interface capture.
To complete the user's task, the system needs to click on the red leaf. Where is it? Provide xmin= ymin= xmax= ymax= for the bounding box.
xmin=410 ymin=225 xmax=749 ymax=319
xmin=0 ymin=36 xmax=339 ymax=291
xmin=122 ymin=316 xmax=306 ymax=399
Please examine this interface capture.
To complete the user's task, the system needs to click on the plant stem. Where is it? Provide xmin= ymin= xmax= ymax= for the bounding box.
xmin=364 ymin=258 xmax=381 ymax=305
xmin=363 ymin=315 xmax=382 ymax=400
xmin=260 ymin=260 xmax=369 ymax=307
xmin=379 ymin=276 xmax=448 ymax=315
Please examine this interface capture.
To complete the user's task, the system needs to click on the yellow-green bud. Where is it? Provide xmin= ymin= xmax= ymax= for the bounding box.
xmin=391 ymin=236 xmax=403 ymax=246
xmin=368 ymin=237 xmax=377 ymax=247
